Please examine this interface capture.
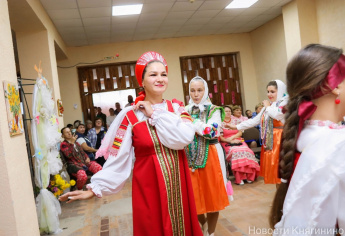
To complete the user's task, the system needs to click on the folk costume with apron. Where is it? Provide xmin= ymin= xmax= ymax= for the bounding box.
xmin=237 ymin=80 xmax=288 ymax=184
xmin=186 ymin=76 xmax=229 ymax=215
xmin=88 ymin=52 xmax=202 ymax=236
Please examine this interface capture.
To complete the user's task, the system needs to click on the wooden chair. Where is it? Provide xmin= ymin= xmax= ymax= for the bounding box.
xmin=242 ymin=127 xmax=261 ymax=154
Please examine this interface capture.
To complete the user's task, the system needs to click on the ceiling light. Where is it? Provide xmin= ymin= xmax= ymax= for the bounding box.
xmin=112 ymin=4 xmax=143 ymax=16
xmin=225 ymin=0 xmax=259 ymax=9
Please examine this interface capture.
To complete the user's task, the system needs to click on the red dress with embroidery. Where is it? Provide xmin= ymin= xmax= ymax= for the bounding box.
xmin=124 ymin=101 xmax=202 ymax=236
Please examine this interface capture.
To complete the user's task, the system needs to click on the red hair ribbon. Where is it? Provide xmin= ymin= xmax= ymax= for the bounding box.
xmin=134 ymin=91 xmax=146 ymax=105
xmin=297 ymin=54 xmax=345 ymax=139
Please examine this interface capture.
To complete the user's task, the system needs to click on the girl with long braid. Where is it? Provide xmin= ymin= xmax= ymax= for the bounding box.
xmin=270 ymin=44 xmax=345 ymax=234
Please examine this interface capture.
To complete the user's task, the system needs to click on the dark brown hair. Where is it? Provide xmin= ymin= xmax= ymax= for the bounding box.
xmin=142 ymin=60 xmax=166 ymax=80
xmin=224 ymin=105 xmax=232 ymax=114
xmin=94 ymin=117 xmax=103 ymax=126
xmin=269 ymin=44 xmax=342 ymax=228
xmin=266 ymin=80 xmax=277 ymax=89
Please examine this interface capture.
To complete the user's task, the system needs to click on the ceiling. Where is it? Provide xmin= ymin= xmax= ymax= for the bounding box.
xmin=39 ymin=0 xmax=292 ymax=47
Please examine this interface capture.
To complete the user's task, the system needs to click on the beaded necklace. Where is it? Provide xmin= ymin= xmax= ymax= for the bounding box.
xmin=260 ymin=98 xmax=285 ymax=150
xmin=185 ymin=105 xmax=211 ymax=171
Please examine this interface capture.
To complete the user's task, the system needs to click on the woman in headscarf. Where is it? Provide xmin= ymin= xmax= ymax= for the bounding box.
xmin=59 ymin=52 xmax=203 ymax=236
xmin=186 ymin=76 xmax=229 ymax=236
xmin=230 ymin=80 xmax=288 ymax=185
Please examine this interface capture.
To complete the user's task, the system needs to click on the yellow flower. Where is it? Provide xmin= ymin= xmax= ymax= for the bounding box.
xmin=51 ymin=181 xmax=56 ymax=186
xmin=70 ymin=180 xmax=76 ymax=186
xmin=54 ymin=174 xmax=61 ymax=180
xmin=56 ymin=178 xmax=64 ymax=186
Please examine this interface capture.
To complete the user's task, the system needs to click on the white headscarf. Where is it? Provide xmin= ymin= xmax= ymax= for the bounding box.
xmin=271 ymin=79 xmax=288 ymax=106
xmin=187 ymin=76 xmax=212 ymax=113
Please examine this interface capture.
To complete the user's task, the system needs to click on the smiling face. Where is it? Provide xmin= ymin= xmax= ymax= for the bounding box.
xmin=77 ymin=125 xmax=85 ymax=134
xmin=189 ymin=80 xmax=205 ymax=104
xmin=233 ymin=108 xmax=242 ymax=118
xmin=267 ymin=85 xmax=278 ymax=102
xmin=142 ymin=62 xmax=168 ymax=96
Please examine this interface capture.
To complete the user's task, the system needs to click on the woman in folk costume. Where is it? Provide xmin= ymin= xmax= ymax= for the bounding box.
xmin=270 ymin=44 xmax=345 ymax=234
xmin=59 ymin=51 xmax=203 ymax=236
xmin=230 ymin=80 xmax=288 ymax=185
xmin=185 ymin=76 xmax=229 ymax=236
xmin=220 ymin=106 xmax=260 ymax=185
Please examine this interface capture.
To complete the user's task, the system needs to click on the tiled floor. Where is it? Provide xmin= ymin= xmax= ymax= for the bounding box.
xmin=58 ymin=176 xmax=276 ymax=236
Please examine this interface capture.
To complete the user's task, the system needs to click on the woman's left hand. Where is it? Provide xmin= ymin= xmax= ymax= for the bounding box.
xmin=133 ymin=101 xmax=154 ymax=117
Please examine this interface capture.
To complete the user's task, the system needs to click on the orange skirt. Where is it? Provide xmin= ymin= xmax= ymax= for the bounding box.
xmin=260 ymin=127 xmax=282 ymax=184
xmin=189 ymin=145 xmax=229 ymax=215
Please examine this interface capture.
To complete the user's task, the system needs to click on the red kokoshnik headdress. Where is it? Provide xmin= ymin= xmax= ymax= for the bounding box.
xmin=297 ymin=54 xmax=345 ymax=139
xmin=134 ymin=51 xmax=168 ymax=104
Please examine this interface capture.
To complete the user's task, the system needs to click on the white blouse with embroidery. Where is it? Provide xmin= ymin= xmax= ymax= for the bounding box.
xmin=236 ymin=100 xmax=287 ymax=131
xmin=274 ymin=120 xmax=345 ymax=235
xmin=87 ymin=101 xmax=195 ymax=197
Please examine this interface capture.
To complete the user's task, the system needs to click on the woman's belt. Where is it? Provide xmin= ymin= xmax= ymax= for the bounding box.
xmin=273 ymin=126 xmax=284 ymax=129
xmin=209 ymin=139 xmax=219 ymax=145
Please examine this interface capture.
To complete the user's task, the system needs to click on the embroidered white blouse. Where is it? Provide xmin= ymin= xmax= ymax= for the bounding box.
xmin=87 ymin=101 xmax=195 ymax=197
xmin=236 ymin=101 xmax=286 ymax=131
xmin=274 ymin=120 xmax=345 ymax=235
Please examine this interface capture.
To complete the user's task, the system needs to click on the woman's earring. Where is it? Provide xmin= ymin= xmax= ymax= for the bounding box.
xmin=335 ymin=93 xmax=341 ymax=104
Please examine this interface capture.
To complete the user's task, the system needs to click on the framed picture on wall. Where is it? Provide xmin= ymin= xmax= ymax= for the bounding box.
xmin=3 ymin=81 xmax=24 ymax=136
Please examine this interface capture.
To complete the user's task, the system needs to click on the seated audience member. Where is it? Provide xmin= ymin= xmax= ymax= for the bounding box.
xmin=67 ymin=124 xmax=73 ymax=130
xmin=75 ymin=123 xmax=98 ymax=161
xmin=252 ymin=103 xmax=264 ymax=119
xmin=114 ymin=102 xmax=122 ymax=115
xmin=245 ymin=110 xmax=253 ymax=118
xmin=125 ymin=95 xmax=134 ymax=107
xmin=106 ymin=108 xmax=116 ymax=128
xmin=96 ymin=107 xmax=107 ymax=129
xmin=85 ymin=120 xmax=93 ymax=135
xmin=87 ymin=117 xmax=106 ymax=166
xmin=60 ymin=127 xmax=102 ymax=190
xmin=73 ymin=120 xmax=81 ymax=129
xmin=221 ymin=106 xmax=260 ymax=185
xmin=231 ymin=105 xmax=248 ymax=125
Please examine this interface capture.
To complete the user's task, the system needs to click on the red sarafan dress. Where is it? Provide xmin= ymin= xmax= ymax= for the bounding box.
xmin=89 ymin=100 xmax=202 ymax=236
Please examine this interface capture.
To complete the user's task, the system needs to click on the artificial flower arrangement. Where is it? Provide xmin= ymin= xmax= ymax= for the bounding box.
xmin=48 ymin=174 xmax=76 ymax=197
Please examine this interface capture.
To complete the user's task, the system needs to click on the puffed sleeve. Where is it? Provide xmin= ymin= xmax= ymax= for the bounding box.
xmin=149 ymin=103 xmax=195 ymax=150
xmin=87 ymin=107 xmax=134 ymax=197
xmin=236 ymin=108 xmax=265 ymax=131
xmin=265 ymin=98 xmax=288 ymax=122
xmin=193 ymin=109 xmax=222 ymax=138
xmin=87 ymin=127 xmax=133 ymax=197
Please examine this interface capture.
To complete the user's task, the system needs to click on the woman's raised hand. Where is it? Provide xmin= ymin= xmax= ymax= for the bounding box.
xmin=263 ymin=100 xmax=271 ymax=108
xmin=58 ymin=189 xmax=95 ymax=203
xmin=133 ymin=101 xmax=154 ymax=117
